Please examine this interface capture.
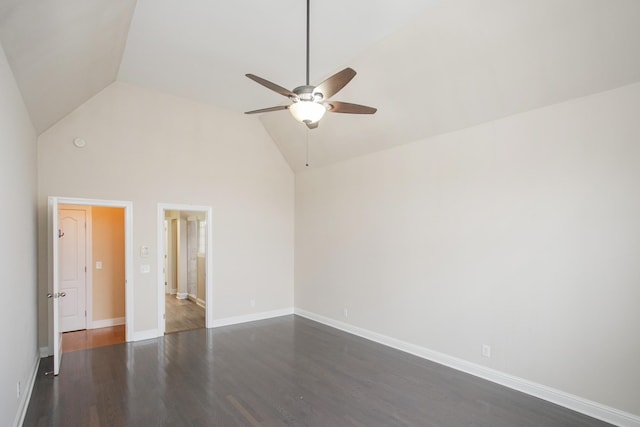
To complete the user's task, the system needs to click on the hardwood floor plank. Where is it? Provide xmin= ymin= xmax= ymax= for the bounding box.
xmin=226 ymin=394 xmax=263 ymax=427
xmin=24 ymin=315 xmax=613 ymax=426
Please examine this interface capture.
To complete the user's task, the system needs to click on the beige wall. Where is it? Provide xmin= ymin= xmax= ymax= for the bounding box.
xmin=92 ymin=207 xmax=125 ymax=321
xmin=295 ymin=83 xmax=640 ymax=416
xmin=163 ymin=212 xmax=179 ymax=294
xmin=0 ymin=42 xmax=38 ymax=426
xmin=37 ymin=81 xmax=295 ymax=345
xmin=197 ymin=255 xmax=206 ymax=303
xmin=169 ymin=218 xmax=177 ymax=293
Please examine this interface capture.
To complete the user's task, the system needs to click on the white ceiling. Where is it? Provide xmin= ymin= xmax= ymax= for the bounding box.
xmin=119 ymin=0 xmax=442 ymax=114
xmin=1 ymin=0 xmax=639 ymax=171
xmin=0 ymin=0 xmax=136 ymax=132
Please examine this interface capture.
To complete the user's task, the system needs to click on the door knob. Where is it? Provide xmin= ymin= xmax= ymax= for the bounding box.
xmin=46 ymin=292 xmax=66 ymax=298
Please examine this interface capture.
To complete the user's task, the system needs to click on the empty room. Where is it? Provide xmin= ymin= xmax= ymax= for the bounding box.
xmin=1 ymin=0 xmax=639 ymax=426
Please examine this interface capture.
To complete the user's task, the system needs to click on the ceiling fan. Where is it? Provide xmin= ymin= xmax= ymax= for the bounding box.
xmin=244 ymin=0 xmax=377 ymax=129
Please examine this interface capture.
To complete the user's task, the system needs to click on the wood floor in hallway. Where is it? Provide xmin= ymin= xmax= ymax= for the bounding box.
xmin=24 ymin=315 xmax=611 ymax=427
xmin=62 ymin=325 xmax=125 ymax=353
xmin=165 ymin=294 xmax=205 ymax=334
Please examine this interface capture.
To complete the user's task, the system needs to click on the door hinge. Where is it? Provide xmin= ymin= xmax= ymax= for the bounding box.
xmin=163 ymin=314 xmax=166 ymax=319
xmin=85 ymin=266 xmax=87 ymax=273
xmin=85 ymin=310 xmax=87 ymax=317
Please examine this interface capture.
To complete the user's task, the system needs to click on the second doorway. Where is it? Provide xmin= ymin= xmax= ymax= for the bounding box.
xmin=163 ymin=210 xmax=207 ymax=334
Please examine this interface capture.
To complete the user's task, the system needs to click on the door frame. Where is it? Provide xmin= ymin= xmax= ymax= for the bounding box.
xmin=49 ymin=196 xmax=134 ymax=352
xmin=157 ymin=203 xmax=214 ymax=333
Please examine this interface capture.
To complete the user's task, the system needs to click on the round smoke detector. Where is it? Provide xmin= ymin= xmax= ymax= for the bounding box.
xmin=73 ymin=137 xmax=86 ymax=148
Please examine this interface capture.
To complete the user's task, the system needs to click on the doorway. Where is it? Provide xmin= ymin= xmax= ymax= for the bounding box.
xmin=58 ymin=204 xmax=127 ymax=351
xmin=58 ymin=205 xmax=126 ymax=352
xmin=157 ymin=204 xmax=213 ymax=334
xmin=48 ymin=197 xmax=133 ymax=375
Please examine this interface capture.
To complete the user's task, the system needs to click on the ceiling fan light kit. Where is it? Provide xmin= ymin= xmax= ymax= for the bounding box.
xmin=244 ymin=0 xmax=376 ymax=129
xmin=289 ymin=100 xmax=326 ymax=124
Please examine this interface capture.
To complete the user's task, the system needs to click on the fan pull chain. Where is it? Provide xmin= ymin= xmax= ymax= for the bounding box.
xmin=305 ymin=129 xmax=310 ymax=167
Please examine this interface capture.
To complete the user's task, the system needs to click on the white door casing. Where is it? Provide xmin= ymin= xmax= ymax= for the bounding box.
xmin=164 ymin=220 xmax=170 ymax=294
xmin=59 ymin=209 xmax=87 ymax=332
xmin=49 ymin=196 xmax=134 ymax=370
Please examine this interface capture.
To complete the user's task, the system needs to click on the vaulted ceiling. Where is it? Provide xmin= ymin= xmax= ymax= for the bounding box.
xmin=1 ymin=0 xmax=639 ymax=171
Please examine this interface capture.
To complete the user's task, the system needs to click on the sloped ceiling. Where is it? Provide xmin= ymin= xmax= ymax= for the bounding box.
xmin=1 ymin=0 xmax=639 ymax=171
xmin=264 ymin=0 xmax=640 ymax=170
xmin=0 ymin=0 xmax=136 ymax=132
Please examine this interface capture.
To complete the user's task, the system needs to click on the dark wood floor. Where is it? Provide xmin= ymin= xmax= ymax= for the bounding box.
xmin=24 ymin=315 xmax=611 ymax=427
xmin=165 ymin=294 xmax=205 ymax=334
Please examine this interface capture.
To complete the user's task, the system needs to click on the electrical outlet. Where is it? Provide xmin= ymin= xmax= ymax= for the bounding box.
xmin=482 ymin=344 xmax=491 ymax=358
xmin=16 ymin=381 xmax=20 ymax=399
xmin=343 ymin=308 xmax=348 ymax=318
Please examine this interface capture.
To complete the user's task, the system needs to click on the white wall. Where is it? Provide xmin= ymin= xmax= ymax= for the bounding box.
xmin=295 ymin=83 xmax=640 ymax=416
xmin=37 ymin=82 xmax=294 ymax=345
xmin=0 ymin=43 xmax=38 ymax=426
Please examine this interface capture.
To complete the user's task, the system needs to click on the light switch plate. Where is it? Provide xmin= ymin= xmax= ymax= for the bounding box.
xmin=96 ymin=261 xmax=102 ymax=270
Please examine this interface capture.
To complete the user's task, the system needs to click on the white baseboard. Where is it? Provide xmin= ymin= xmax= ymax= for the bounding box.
xmin=89 ymin=317 xmax=125 ymax=329
xmin=187 ymin=295 xmax=206 ymax=308
xmin=13 ymin=355 xmax=39 ymax=427
xmin=176 ymin=292 xmax=188 ymax=300
xmin=39 ymin=346 xmax=50 ymax=358
xmin=131 ymin=329 xmax=162 ymax=342
xmin=294 ymin=308 xmax=640 ymax=427
xmin=211 ymin=307 xmax=293 ymax=328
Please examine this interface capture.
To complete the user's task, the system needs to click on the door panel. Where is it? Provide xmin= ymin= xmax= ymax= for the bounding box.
xmin=59 ymin=209 xmax=87 ymax=332
xmin=60 ymin=288 xmax=78 ymax=317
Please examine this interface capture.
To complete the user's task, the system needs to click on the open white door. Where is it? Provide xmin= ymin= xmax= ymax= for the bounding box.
xmin=48 ymin=197 xmax=63 ymax=375
xmin=58 ymin=209 xmax=87 ymax=332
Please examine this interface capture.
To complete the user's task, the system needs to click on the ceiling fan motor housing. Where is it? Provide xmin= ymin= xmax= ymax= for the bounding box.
xmin=293 ymin=85 xmax=320 ymax=102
